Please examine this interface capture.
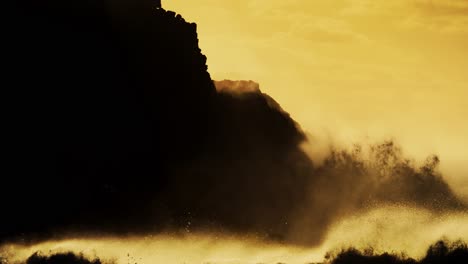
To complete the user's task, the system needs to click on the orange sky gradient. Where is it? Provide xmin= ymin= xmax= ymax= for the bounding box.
xmin=165 ymin=0 xmax=468 ymax=200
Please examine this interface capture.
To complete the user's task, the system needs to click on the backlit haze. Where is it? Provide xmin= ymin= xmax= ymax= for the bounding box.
xmin=3 ymin=1 xmax=468 ymax=264
xmin=166 ymin=0 xmax=468 ymax=201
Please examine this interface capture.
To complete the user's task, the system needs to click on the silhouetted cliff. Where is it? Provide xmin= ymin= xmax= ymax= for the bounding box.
xmin=5 ymin=0 xmax=218 ymax=241
xmin=4 ymin=0 xmax=308 ymax=242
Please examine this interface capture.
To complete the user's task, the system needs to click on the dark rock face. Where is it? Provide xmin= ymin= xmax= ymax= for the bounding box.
xmin=5 ymin=0 xmax=218 ymax=241
xmin=153 ymin=0 xmax=162 ymax=9
xmin=4 ymin=0 xmax=307 ymax=243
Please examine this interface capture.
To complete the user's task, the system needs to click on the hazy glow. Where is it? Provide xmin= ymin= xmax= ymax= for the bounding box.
xmin=3 ymin=207 xmax=468 ymax=263
xmin=323 ymin=206 xmax=468 ymax=258
xmin=165 ymin=0 xmax=468 ymax=200
xmin=1 ymin=235 xmax=321 ymax=264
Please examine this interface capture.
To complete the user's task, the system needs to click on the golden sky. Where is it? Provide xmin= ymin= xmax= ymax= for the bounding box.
xmin=166 ymin=0 xmax=468 ymax=199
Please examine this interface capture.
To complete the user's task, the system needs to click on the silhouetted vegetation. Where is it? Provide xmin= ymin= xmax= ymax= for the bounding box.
xmin=0 ymin=240 xmax=464 ymax=264
xmin=329 ymin=240 xmax=468 ymax=264
xmin=26 ymin=252 xmax=104 ymax=264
